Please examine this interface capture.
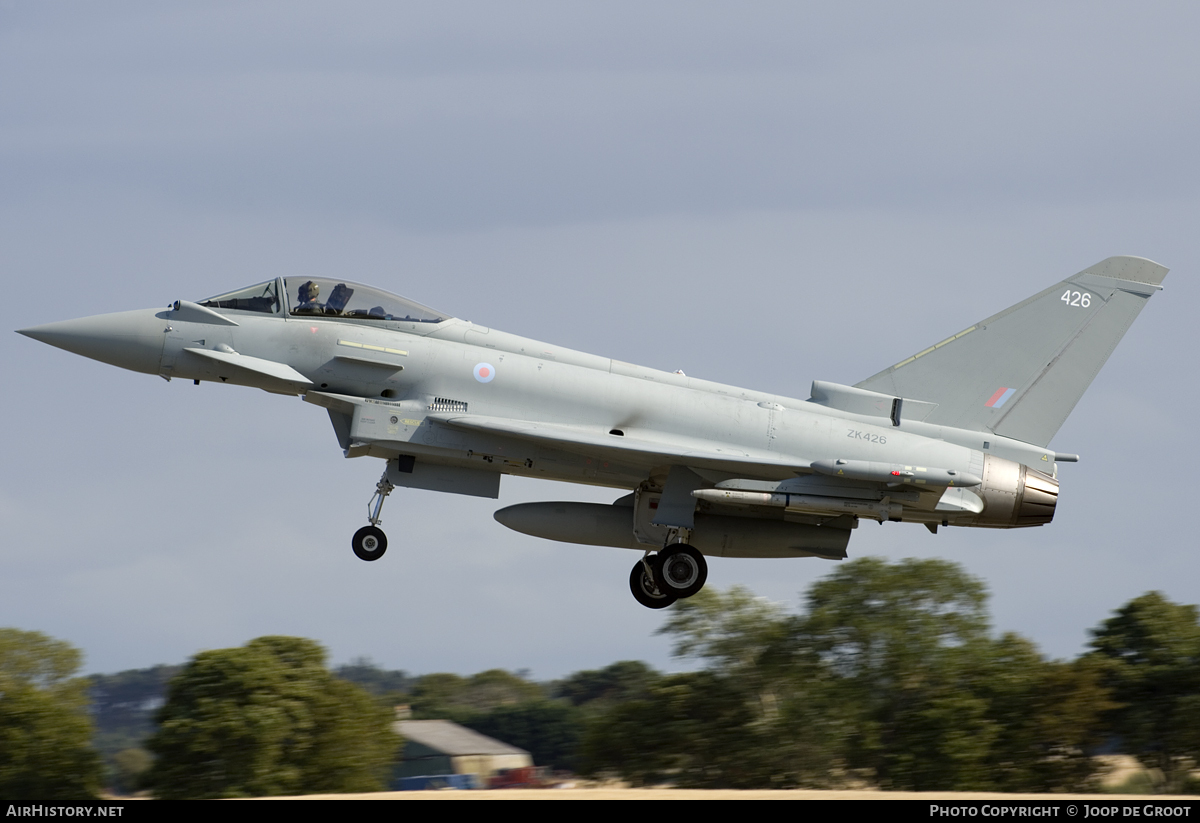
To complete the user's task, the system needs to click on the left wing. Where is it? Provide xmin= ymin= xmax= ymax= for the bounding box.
xmin=428 ymin=413 xmax=811 ymax=477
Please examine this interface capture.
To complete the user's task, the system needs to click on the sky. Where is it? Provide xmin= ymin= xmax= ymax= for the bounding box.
xmin=2 ymin=1 xmax=1198 ymax=679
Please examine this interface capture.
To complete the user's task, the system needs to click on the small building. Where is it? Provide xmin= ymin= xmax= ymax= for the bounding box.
xmin=394 ymin=719 xmax=533 ymax=786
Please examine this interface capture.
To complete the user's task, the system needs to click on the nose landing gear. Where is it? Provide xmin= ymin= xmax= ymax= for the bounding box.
xmin=352 ymin=525 xmax=387 ymax=561
xmin=353 ymin=470 xmax=394 ymax=562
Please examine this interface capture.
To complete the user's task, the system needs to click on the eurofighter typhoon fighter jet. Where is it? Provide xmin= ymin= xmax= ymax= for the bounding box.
xmin=17 ymin=256 xmax=1168 ymax=608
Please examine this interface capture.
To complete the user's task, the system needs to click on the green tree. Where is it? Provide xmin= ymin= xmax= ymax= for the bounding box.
xmin=146 ymin=636 xmax=399 ymax=798
xmin=305 ymin=677 xmax=403 ymax=793
xmin=978 ymin=634 xmax=1114 ymax=792
xmin=554 ymin=660 xmax=660 ymax=708
xmin=659 ymin=586 xmax=787 ymax=663
xmin=411 ymin=668 xmax=546 ymax=719
xmin=583 ymin=561 xmax=1128 ymax=791
xmin=1088 ymin=591 xmax=1200 ymax=792
xmin=110 ymin=748 xmax=153 ymax=795
xmin=792 ymin=557 xmax=998 ymax=790
xmin=334 ymin=658 xmax=414 ymax=699
xmin=661 ymin=586 xmax=842 ymax=786
xmin=581 ymin=588 xmax=837 ymax=788
xmin=580 ymin=670 xmax=765 ymax=787
xmin=0 ymin=629 xmax=102 ymax=799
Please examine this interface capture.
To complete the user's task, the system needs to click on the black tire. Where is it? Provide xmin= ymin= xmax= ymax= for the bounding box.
xmin=352 ymin=525 xmax=388 ymax=561
xmin=655 ymin=544 xmax=708 ymax=598
xmin=629 ymin=556 xmax=676 ymax=609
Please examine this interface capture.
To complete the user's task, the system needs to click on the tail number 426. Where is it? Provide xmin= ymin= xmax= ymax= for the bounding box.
xmin=1061 ymin=290 xmax=1091 ymax=308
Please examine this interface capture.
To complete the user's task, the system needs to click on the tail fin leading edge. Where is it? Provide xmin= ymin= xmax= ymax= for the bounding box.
xmin=854 ymin=256 xmax=1169 ymax=448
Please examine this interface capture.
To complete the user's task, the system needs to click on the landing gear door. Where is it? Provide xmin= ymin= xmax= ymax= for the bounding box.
xmin=633 ymin=487 xmax=670 ymax=547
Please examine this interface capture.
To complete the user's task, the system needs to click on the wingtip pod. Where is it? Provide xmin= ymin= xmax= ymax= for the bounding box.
xmin=1080 ymin=256 xmax=1169 ymax=287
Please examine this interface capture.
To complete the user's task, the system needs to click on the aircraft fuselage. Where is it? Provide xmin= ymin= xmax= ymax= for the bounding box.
xmin=20 ymin=256 xmax=1166 ymax=606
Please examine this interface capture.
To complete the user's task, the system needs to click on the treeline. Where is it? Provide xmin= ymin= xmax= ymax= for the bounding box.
xmin=377 ymin=559 xmax=1200 ymax=794
xmin=3 ymin=557 xmax=1199 ymax=797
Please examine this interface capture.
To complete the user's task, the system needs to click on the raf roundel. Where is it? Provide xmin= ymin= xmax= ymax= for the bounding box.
xmin=474 ymin=362 xmax=496 ymax=383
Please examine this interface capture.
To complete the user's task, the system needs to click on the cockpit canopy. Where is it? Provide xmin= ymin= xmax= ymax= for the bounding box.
xmin=201 ymin=280 xmax=281 ymax=314
xmin=200 ymin=278 xmax=449 ymax=324
xmin=284 ymin=277 xmax=447 ymax=323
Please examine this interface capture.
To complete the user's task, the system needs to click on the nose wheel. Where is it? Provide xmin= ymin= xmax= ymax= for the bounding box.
xmin=352 ymin=525 xmax=387 ymax=561
xmin=353 ymin=469 xmax=394 ymax=562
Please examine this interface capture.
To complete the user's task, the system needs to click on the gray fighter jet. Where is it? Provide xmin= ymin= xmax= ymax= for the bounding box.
xmin=17 ymin=256 xmax=1168 ymax=608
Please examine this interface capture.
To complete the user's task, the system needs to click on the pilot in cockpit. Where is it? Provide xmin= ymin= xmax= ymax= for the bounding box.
xmin=294 ymin=280 xmax=324 ymax=314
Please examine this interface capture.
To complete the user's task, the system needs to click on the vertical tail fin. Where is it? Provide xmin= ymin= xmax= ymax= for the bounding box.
xmin=855 ymin=256 xmax=1168 ymax=447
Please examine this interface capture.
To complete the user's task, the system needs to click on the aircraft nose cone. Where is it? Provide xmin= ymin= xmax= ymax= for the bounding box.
xmin=18 ymin=309 xmax=167 ymax=375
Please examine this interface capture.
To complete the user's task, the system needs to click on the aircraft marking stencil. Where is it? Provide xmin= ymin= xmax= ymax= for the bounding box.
xmin=17 ymin=256 xmax=1168 ymax=608
xmin=985 ymin=388 xmax=1015 ymax=409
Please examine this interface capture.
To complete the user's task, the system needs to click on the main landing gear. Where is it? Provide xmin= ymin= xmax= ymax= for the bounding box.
xmin=630 ymin=555 xmax=672 ymax=609
xmin=628 ymin=540 xmax=709 ymax=609
xmin=658 ymin=543 xmax=707 ymax=598
xmin=352 ymin=470 xmax=394 ymax=562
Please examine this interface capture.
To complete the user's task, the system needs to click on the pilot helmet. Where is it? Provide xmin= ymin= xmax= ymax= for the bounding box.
xmin=299 ymin=280 xmax=320 ymax=303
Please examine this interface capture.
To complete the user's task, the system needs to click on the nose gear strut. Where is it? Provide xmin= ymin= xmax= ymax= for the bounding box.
xmin=367 ymin=471 xmax=394 ymax=528
xmin=352 ymin=469 xmax=394 ymax=561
